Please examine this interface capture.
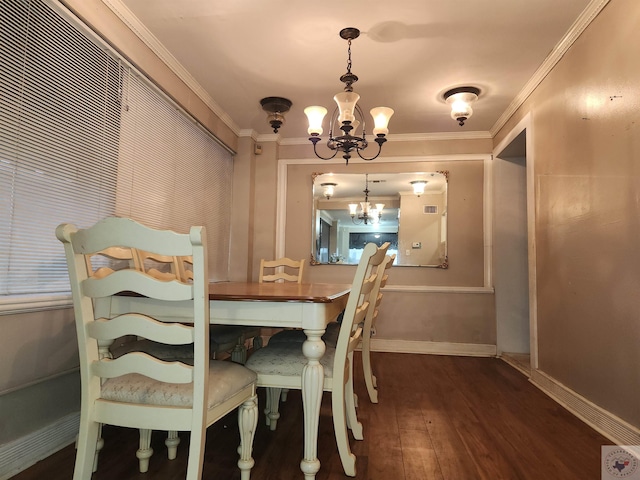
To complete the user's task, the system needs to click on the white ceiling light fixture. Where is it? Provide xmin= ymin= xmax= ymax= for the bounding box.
xmin=304 ymin=28 xmax=394 ymax=165
xmin=321 ymin=182 xmax=337 ymax=200
xmin=410 ymin=180 xmax=428 ymax=197
xmin=348 ymin=174 xmax=384 ymax=225
xmin=443 ymin=86 xmax=480 ymax=126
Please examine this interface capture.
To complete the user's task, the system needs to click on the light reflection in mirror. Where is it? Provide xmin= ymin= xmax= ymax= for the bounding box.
xmin=312 ymin=171 xmax=448 ymax=267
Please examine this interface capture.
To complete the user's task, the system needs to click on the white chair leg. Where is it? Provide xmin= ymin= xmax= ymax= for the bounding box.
xmin=231 ymin=342 xmax=248 ymax=364
xmin=331 ymin=384 xmax=356 ymax=477
xmin=73 ymin=419 xmax=101 ymax=480
xmin=165 ymin=430 xmax=180 ymax=460
xmin=264 ymin=389 xmax=271 ymax=426
xmin=280 ymin=388 xmax=289 ymax=402
xmin=253 ymin=335 xmax=263 ymax=350
xmin=136 ymin=428 xmax=154 ymax=473
xmin=90 ymin=424 xmax=104 ymax=473
xmin=237 ymin=394 xmax=258 ymax=480
xmin=362 ymin=331 xmax=379 ymax=403
xmin=266 ymin=387 xmax=282 ymax=431
xmin=345 ymin=357 xmax=363 ymax=440
xmin=185 ymin=425 xmax=206 ymax=480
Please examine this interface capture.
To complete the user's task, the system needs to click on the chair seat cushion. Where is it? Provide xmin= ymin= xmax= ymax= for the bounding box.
xmin=245 ymin=343 xmax=336 ymax=378
xmin=267 ymin=322 xmax=340 ymax=348
xmin=101 ymin=360 xmax=256 ymax=409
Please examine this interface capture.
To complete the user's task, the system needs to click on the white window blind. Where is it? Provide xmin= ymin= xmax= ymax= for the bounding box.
xmin=0 ymin=0 xmax=233 ymax=308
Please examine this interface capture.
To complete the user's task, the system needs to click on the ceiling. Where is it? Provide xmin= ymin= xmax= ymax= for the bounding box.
xmin=115 ymin=0 xmax=594 ymax=142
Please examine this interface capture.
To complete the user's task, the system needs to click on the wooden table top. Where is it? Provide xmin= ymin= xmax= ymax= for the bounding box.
xmin=208 ymin=282 xmax=351 ymax=303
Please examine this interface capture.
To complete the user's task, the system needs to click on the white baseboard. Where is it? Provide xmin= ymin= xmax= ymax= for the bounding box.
xmin=367 ymin=338 xmax=497 ymax=357
xmin=530 ymin=369 xmax=640 ymax=446
xmin=0 ymin=412 xmax=79 ymax=480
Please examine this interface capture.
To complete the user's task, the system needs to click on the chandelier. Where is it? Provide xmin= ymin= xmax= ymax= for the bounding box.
xmin=348 ymin=174 xmax=384 ymax=225
xmin=304 ymin=28 xmax=394 ymax=165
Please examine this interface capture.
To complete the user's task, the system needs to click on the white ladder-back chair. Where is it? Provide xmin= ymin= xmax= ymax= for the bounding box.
xmin=57 ymin=217 xmax=258 ymax=480
xmin=360 ymin=253 xmax=394 ymax=403
xmin=258 ymin=257 xmax=305 ymax=283
xmin=266 ymin=250 xmax=394 ymax=405
xmin=245 ymin=242 xmax=389 ymax=477
xmin=84 ymin=245 xmax=190 ymax=472
xmin=257 ymin=257 xmax=306 ymax=406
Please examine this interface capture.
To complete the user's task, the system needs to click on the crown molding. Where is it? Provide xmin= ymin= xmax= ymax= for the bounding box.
xmin=100 ymin=0 xmax=240 ymax=136
xmin=256 ymin=133 xmax=282 ymax=143
xmin=490 ymin=0 xmax=611 ymax=136
xmin=238 ymin=129 xmax=259 ymax=141
xmin=279 ymin=130 xmax=492 ymax=146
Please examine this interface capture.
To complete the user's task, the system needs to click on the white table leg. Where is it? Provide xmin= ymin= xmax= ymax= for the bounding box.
xmin=300 ymin=328 xmax=326 ymax=479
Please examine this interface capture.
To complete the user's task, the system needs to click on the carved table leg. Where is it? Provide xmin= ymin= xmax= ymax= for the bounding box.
xmin=300 ymin=329 xmax=325 ymax=480
xmin=237 ymin=394 xmax=258 ymax=480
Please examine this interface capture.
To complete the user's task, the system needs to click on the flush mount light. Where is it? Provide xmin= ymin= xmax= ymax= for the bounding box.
xmin=443 ymin=86 xmax=480 ymax=126
xmin=304 ymin=27 xmax=394 ymax=165
xmin=320 ymin=182 xmax=337 ymax=199
xmin=260 ymin=96 xmax=292 ymax=133
xmin=410 ymin=180 xmax=428 ymax=197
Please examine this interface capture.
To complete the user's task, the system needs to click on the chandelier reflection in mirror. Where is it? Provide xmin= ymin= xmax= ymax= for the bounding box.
xmin=304 ymin=28 xmax=394 ymax=165
xmin=349 ymin=174 xmax=384 ymax=225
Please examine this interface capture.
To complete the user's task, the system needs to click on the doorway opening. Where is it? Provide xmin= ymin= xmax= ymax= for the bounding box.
xmin=493 ymin=117 xmax=537 ymax=376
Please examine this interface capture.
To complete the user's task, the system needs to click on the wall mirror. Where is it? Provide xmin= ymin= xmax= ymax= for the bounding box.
xmin=312 ymin=171 xmax=448 ymax=267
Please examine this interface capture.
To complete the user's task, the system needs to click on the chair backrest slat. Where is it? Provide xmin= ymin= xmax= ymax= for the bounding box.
xmin=91 ymin=353 xmax=193 ymax=384
xmin=82 ymin=269 xmax=193 ymax=301
xmin=88 ymin=316 xmax=194 ymax=345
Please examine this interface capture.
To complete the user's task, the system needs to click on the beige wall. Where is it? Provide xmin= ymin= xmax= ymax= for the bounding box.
xmin=494 ymin=0 xmax=640 ymax=427
xmin=270 ymin=146 xmax=496 ymax=349
xmin=397 ymin=191 xmax=445 ymax=265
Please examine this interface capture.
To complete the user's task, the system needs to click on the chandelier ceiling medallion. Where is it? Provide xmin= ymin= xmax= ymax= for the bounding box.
xmin=304 ymin=28 xmax=394 ymax=165
xmin=349 ymin=174 xmax=384 ymax=225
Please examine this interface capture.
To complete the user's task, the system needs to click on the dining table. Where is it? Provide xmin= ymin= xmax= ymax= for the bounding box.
xmin=102 ymin=281 xmax=351 ymax=479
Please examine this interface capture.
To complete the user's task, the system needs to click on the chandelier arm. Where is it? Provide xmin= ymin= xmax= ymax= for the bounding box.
xmin=328 ymin=106 xmax=340 ymax=138
xmin=354 ymin=103 xmax=367 ymax=136
xmin=309 ymin=138 xmax=340 ymax=161
xmin=355 ymin=140 xmax=384 ymax=161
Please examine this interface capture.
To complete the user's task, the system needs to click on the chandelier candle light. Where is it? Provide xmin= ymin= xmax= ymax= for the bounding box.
xmin=304 ymin=28 xmax=394 ymax=165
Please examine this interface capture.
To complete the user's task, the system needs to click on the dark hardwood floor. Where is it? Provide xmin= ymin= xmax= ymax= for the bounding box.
xmin=12 ymin=353 xmax=612 ymax=479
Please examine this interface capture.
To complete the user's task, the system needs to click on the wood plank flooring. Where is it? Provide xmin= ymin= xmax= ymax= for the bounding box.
xmin=11 ymin=353 xmax=612 ymax=479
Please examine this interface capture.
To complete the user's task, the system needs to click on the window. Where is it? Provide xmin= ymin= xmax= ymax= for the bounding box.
xmin=0 ymin=0 xmax=233 ymax=312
